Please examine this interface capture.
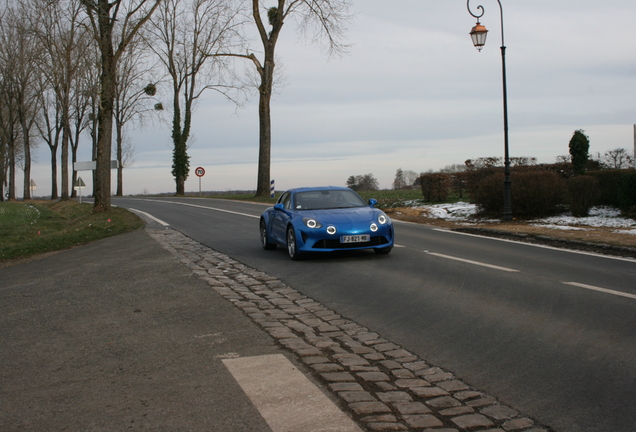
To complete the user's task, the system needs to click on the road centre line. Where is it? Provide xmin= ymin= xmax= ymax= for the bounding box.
xmin=425 ymin=251 xmax=519 ymax=273
xmin=563 ymin=282 xmax=636 ymax=301
xmin=223 ymin=354 xmax=363 ymax=432
xmin=128 ymin=208 xmax=170 ymax=226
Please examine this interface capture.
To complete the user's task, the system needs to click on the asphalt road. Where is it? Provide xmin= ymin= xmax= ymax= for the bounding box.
xmin=116 ymin=196 xmax=636 ymax=432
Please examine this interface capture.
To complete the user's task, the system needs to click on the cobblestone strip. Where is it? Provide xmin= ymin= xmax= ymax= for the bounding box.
xmin=148 ymin=228 xmax=552 ymax=432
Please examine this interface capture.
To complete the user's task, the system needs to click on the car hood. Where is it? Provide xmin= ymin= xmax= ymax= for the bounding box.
xmin=303 ymin=207 xmax=377 ymax=224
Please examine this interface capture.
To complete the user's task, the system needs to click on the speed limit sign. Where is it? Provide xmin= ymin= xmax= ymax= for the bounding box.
xmin=195 ymin=167 xmax=205 ymax=177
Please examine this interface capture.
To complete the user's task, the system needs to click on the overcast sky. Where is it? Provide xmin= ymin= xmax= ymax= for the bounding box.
xmin=30 ymin=0 xmax=636 ymax=196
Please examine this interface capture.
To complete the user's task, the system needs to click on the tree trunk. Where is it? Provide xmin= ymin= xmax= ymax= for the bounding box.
xmin=22 ymin=132 xmax=31 ymax=200
xmin=60 ymin=115 xmax=70 ymax=200
xmin=171 ymin=100 xmax=189 ymax=196
xmin=71 ymin=148 xmax=78 ymax=198
xmin=116 ymin=120 xmax=123 ymax=196
xmin=8 ymin=140 xmax=16 ymax=201
xmin=256 ymin=89 xmax=272 ymax=196
xmin=93 ymin=0 xmax=116 ymax=213
xmin=94 ymin=88 xmax=114 ymax=211
xmin=50 ymin=148 xmax=58 ymax=199
xmin=255 ymin=42 xmax=275 ymax=197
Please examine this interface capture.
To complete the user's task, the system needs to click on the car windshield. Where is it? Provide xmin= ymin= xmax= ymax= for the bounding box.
xmin=294 ymin=190 xmax=367 ymax=210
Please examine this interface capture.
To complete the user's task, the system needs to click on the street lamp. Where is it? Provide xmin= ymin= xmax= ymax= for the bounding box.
xmin=467 ymin=0 xmax=512 ymax=221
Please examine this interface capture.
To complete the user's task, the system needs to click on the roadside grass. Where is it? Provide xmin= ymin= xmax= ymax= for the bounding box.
xmin=0 ymin=200 xmax=144 ymax=261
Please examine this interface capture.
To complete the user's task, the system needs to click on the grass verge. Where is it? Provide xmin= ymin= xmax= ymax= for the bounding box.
xmin=0 ymin=200 xmax=144 ymax=261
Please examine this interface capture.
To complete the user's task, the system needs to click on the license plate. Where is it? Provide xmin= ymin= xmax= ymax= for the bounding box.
xmin=340 ymin=235 xmax=370 ymax=243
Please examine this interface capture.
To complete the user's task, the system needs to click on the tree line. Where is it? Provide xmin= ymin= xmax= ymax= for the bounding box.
xmin=1 ymin=0 xmax=352 ymax=211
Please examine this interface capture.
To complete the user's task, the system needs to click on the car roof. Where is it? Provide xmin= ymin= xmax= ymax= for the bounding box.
xmin=287 ymin=186 xmax=351 ymax=194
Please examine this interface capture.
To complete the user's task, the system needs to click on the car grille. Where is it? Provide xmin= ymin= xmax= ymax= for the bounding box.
xmin=312 ymin=236 xmax=390 ymax=249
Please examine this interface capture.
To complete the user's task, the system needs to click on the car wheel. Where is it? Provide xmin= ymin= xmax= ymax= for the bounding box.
xmin=374 ymin=247 xmax=392 ymax=255
xmin=260 ymin=219 xmax=277 ymax=250
xmin=286 ymin=227 xmax=301 ymax=260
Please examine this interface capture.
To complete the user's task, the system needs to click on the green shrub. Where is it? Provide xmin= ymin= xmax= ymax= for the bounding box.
xmin=618 ymin=171 xmax=636 ymax=216
xmin=420 ymin=173 xmax=451 ymax=203
xmin=470 ymin=171 xmax=566 ymax=218
xmin=567 ymin=176 xmax=601 ymax=217
xmin=470 ymin=172 xmax=505 ymax=216
xmin=588 ymin=170 xmax=622 ymax=206
xmin=569 ymin=129 xmax=590 ymax=175
xmin=511 ymin=171 xmax=565 ymax=218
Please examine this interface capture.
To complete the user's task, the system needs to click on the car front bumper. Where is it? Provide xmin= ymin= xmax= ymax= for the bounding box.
xmin=295 ymin=223 xmax=394 ymax=253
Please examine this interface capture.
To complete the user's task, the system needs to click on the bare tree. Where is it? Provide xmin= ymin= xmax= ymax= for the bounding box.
xmin=79 ymin=0 xmax=161 ymax=212
xmin=35 ymin=82 xmax=62 ymax=199
xmin=3 ymin=3 xmax=42 ymax=200
xmin=67 ymin=40 xmax=100 ymax=199
xmin=30 ymin=0 xmax=91 ymax=200
xmin=113 ymin=36 xmax=161 ymax=196
xmin=346 ymin=173 xmax=378 ymax=191
xmin=603 ymin=148 xmax=634 ymax=169
xmin=217 ymin=0 xmax=353 ymax=197
xmin=440 ymin=164 xmax=467 ymax=173
xmin=555 ymin=155 xmax=571 ymax=164
xmin=148 ymin=0 xmax=243 ymax=195
xmin=392 ymin=168 xmax=405 ymax=190
xmin=0 ymin=4 xmax=29 ymax=201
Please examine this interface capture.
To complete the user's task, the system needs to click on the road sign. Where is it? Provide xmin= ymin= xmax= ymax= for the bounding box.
xmin=195 ymin=167 xmax=205 ymax=177
xmin=74 ymin=160 xmax=119 ymax=170
xmin=74 ymin=177 xmax=86 ymax=188
xmin=74 ymin=177 xmax=86 ymax=203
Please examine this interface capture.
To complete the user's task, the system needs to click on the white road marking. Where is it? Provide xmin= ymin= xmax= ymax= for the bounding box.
xmin=563 ymin=282 xmax=636 ymax=300
xmin=128 ymin=208 xmax=170 ymax=226
xmin=425 ymin=252 xmax=519 ymax=272
xmin=431 ymin=228 xmax=636 ymax=263
xmin=140 ymin=198 xmax=260 ymax=219
xmin=223 ymin=354 xmax=363 ymax=432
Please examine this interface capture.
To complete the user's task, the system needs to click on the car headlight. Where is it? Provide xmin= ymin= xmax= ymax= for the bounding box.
xmin=370 ymin=223 xmax=378 ymax=232
xmin=303 ymin=218 xmax=322 ymax=229
xmin=326 ymin=226 xmax=337 ymax=235
xmin=378 ymin=213 xmax=388 ymax=225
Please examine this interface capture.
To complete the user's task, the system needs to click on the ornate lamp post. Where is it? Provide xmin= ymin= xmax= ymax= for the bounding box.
xmin=467 ymin=0 xmax=512 ymax=221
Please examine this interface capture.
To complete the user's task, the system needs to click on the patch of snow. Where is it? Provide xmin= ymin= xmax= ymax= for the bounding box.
xmin=414 ymin=202 xmax=636 ymax=231
xmin=532 ymin=206 xmax=636 ymax=229
xmin=614 ymin=229 xmax=636 ymax=236
xmin=417 ymin=202 xmax=479 ymax=221
xmin=531 ymin=224 xmax=590 ymax=231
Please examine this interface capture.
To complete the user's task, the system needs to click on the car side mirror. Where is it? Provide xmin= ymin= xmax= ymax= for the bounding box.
xmin=369 ymin=199 xmax=378 ymax=208
xmin=274 ymin=203 xmax=285 ymax=211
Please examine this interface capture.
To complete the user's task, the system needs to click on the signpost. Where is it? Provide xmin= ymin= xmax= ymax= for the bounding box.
xmin=270 ymin=179 xmax=275 ymax=198
xmin=195 ymin=167 xmax=205 ymax=196
xmin=72 ymin=160 xmax=118 ymax=198
xmin=74 ymin=177 xmax=86 ymax=203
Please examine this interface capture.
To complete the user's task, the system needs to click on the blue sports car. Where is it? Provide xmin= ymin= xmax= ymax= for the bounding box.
xmin=260 ymin=186 xmax=394 ymax=260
